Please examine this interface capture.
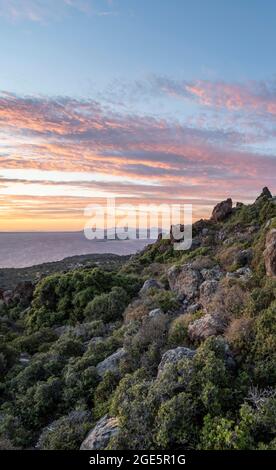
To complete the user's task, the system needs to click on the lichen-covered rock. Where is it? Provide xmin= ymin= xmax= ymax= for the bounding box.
xmin=211 ymin=198 xmax=232 ymax=222
xmin=201 ymin=266 xmax=223 ymax=281
xmin=264 ymin=229 xmax=276 ymax=277
xmin=96 ymin=348 xmax=126 ymax=377
xmin=158 ymin=346 xmax=196 ymax=376
xmin=188 ymin=314 xmax=225 ymax=341
xmin=199 ymin=280 xmax=219 ymax=311
xmin=80 ymin=415 xmax=119 ymax=450
xmin=167 ymin=264 xmax=202 ymax=300
xmin=139 ymin=279 xmax=162 ymax=296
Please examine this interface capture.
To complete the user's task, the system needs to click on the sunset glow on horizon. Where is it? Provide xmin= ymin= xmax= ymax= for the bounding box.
xmin=1 ymin=0 xmax=276 ymax=231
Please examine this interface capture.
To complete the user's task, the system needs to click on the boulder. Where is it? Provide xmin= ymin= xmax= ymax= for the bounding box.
xmin=158 ymin=346 xmax=196 ymax=376
xmin=148 ymin=308 xmax=163 ymax=318
xmin=199 ymin=280 xmax=219 ymax=311
xmin=264 ymin=229 xmax=276 ymax=277
xmin=211 ymin=198 xmax=232 ymax=222
xmin=168 ymin=264 xmax=202 ymax=300
xmin=80 ymin=415 xmax=119 ymax=450
xmin=139 ymin=279 xmax=162 ymax=296
xmin=200 ymin=266 xmax=223 ymax=281
xmin=188 ymin=314 xmax=225 ymax=341
xmin=186 ymin=303 xmax=201 ymax=314
xmin=96 ymin=348 xmax=126 ymax=377
xmin=226 ymin=267 xmax=253 ymax=281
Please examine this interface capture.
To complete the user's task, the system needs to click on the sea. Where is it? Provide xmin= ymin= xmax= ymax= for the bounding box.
xmin=0 ymin=231 xmax=153 ymax=268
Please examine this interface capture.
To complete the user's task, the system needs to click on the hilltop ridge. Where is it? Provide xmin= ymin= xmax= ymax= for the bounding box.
xmin=0 ymin=188 xmax=276 ymax=451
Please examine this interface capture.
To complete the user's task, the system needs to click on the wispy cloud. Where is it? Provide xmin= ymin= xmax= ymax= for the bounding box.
xmin=0 ymin=0 xmax=116 ymax=23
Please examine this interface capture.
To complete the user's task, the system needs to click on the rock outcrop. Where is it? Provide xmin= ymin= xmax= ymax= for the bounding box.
xmin=199 ymin=280 xmax=219 ymax=311
xmin=188 ymin=314 xmax=225 ymax=342
xmin=264 ymin=229 xmax=276 ymax=277
xmin=80 ymin=415 xmax=119 ymax=450
xmin=96 ymin=348 xmax=126 ymax=377
xmin=168 ymin=264 xmax=202 ymax=300
xmin=158 ymin=346 xmax=195 ymax=376
xmin=255 ymin=186 xmax=272 ymax=202
xmin=211 ymin=198 xmax=232 ymax=222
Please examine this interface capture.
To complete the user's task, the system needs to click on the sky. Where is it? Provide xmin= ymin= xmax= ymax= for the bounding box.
xmin=1 ymin=0 xmax=276 ymax=231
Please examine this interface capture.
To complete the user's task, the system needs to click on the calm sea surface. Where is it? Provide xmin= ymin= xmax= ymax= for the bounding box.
xmin=0 ymin=232 xmax=152 ymax=268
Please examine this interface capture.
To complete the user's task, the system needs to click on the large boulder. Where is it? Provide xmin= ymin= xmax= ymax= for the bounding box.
xmin=80 ymin=415 xmax=119 ymax=450
xmin=188 ymin=314 xmax=225 ymax=342
xmin=167 ymin=264 xmax=202 ymax=300
xmin=264 ymin=229 xmax=276 ymax=277
xmin=199 ymin=280 xmax=219 ymax=311
xmin=158 ymin=346 xmax=196 ymax=376
xmin=96 ymin=348 xmax=126 ymax=377
xmin=211 ymin=198 xmax=232 ymax=222
xmin=139 ymin=279 xmax=162 ymax=296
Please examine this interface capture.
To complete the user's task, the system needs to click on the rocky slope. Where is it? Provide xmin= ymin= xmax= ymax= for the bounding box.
xmin=0 ymin=188 xmax=276 ymax=450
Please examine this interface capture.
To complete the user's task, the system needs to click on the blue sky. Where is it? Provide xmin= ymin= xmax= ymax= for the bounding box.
xmin=0 ymin=0 xmax=276 ymax=230
xmin=2 ymin=0 xmax=276 ymax=96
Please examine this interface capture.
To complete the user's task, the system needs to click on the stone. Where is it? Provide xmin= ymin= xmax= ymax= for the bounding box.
xmin=158 ymin=346 xmax=196 ymax=376
xmin=211 ymin=198 xmax=232 ymax=222
xmin=226 ymin=267 xmax=253 ymax=281
xmin=186 ymin=303 xmax=201 ymax=314
xmin=80 ymin=415 xmax=119 ymax=450
xmin=200 ymin=266 xmax=223 ymax=281
xmin=96 ymin=348 xmax=126 ymax=377
xmin=199 ymin=280 xmax=219 ymax=311
xmin=255 ymin=187 xmax=272 ymax=202
xmin=264 ymin=229 xmax=276 ymax=277
xmin=168 ymin=264 xmax=202 ymax=300
xmin=188 ymin=314 xmax=225 ymax=341
xmin=139 ymin=279 xmax=162 ymax=296
xmin=148 ymin=308 xmax=163 ymax=318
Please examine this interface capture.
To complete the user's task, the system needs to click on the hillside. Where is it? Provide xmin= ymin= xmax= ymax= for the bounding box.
xmin=0 ymin=188 xmax=276 ymax=450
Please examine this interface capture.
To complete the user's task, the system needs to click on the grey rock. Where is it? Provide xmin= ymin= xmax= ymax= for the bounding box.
xmin=186 ymin=303 xmax=201 ymax=314
xmin=139 ymin=279 xmax=162 ymax=296
xmin=188 ymin=314 xmax=225 ymax=341
xmin=158 ymin=346 xmax=196 ymax=376
xmin=80 ymin=415 xmax=119 ymax=450
xmin=199 ymin=280 xmax=219 ymax=311
xmin=168 ymin=264 xmax=202 ymax=300
xmin=148 ymin=308 xmax=163 ymax=318
xmin=96 ymin=348 xmax=126 ymax=377
xmin=201 ymin=266 xmax=223 ymax=281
